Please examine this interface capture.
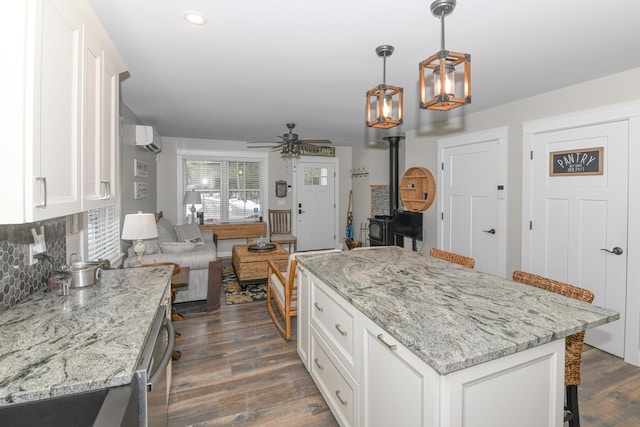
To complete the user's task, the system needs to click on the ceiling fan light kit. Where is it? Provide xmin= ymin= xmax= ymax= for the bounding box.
xmin=366 ymin=45 xmax=404 ymax=129
xmin=419 ymin=0 xmax=471 ymax=111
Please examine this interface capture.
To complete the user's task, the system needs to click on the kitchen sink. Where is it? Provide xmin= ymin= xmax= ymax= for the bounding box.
xmin=0 ymin=381 xmax=138 ymax=427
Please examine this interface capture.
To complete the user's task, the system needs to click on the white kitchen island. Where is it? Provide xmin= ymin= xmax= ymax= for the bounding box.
xmin=295 ymin=247 xmax=619 ymax=427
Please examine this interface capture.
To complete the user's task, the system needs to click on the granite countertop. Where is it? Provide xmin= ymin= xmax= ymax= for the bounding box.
xmin=296 ymin=246 xmax=620 ymax=375
xmin=0 ymin=266 xmax=172 ymax=406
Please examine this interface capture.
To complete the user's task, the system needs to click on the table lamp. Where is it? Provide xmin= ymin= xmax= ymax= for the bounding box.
xmin=121 ymin=211 xmax=158 ymax=264
xmin=183 ymin=190 xmax=202 ymax=223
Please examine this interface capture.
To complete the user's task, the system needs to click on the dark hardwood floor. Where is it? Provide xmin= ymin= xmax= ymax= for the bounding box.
xmin=169 ymin=300 xmax=338 ymax=426
xmin=169 ymin=300 xmax=640 ymax=427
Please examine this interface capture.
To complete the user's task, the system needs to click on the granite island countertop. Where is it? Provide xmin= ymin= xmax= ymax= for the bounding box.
xmin=296 ymin=246 xmax=620 ymax=375
xmin=0 ymin=266 xmax=172 ymax=406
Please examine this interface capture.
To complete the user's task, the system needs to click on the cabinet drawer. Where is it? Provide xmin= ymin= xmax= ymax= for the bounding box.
xmin=311 ymin=333 xmax=357 ymax=427
xmin=310 ymin=277 xmax=357 ymax=375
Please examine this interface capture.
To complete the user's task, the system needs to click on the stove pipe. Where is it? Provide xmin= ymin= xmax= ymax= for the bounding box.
xmin=382 ymin=136 xmax=404 ymax=216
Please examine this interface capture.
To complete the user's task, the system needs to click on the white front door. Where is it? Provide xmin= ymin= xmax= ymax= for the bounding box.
xmin=438 ymin=128 xmax=507 ymax=276
xmin=526 ymin=121 xmax=628 ymax=357
xmin=295 ymin=160 xmax=337 ymax=251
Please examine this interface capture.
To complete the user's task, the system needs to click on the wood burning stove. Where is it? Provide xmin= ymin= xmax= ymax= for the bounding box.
xmin=369 ymin=215 xmax=394 ymax=246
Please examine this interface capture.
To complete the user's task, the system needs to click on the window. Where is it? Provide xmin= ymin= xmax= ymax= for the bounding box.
xmin=87 ymin=205 xmax=120 ymax=261
xmin=182 ymin=158 xmax=265 ymax=222
xmin=304 ymin=167 xmax=328 ymax=186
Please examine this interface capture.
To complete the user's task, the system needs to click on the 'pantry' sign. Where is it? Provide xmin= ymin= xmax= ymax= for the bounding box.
xmin=550 ymin=147 xmax=603 ymax=176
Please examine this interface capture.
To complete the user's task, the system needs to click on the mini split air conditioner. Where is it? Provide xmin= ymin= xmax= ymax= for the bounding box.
xmin=135 ymin=125 xmax=162 ymax=154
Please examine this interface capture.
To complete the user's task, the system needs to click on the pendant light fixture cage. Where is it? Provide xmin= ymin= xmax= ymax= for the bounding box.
xmin=419 ymin=0 xmax=471 ymax=111
xmin=367 ymin=45 xmax=404 ymax=129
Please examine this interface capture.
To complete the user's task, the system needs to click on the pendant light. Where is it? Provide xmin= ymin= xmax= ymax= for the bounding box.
xmin=366 ymin=45 xmax=403 ymax=129
xmin=419 ymin=0 xmax=471 ymax=111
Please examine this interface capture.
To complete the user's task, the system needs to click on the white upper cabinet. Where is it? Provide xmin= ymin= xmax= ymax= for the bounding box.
xmin=83 ymin=27 xmax=122 ymax=210
xmin=0 ymin=0 xmax=125 ymax=224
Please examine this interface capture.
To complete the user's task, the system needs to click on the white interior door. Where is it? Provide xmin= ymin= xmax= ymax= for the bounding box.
xmin=295 ymin=160 xmax=337 ymax=251
xmin=527 ymin=121 xmax=628 ymax=357
xmin=438 ymin=129 xmax=507 ymax=276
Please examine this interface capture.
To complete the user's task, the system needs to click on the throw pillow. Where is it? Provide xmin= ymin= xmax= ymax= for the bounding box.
xmin=143 ymin=239 xmax=160 ymax=254
xmin=160 ymin=242 xmax=196 ymax=253
xmin=157 ymin=217 xmax=178 ymax=242
xmin=174 ymin=223 xmax=203 ymax=241
xmin=185 ymin=236 xmax=205 ymax=246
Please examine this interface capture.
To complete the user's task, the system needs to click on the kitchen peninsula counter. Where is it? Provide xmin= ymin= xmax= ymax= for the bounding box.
xmin=296 ymin=246 xmax=619 ymax=374
xmin=0 ymin=266 xmax=172 ymax=406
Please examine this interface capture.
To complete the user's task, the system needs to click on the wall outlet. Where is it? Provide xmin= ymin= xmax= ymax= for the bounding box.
xmin=29 ymin=244 xmax=37 ymax=265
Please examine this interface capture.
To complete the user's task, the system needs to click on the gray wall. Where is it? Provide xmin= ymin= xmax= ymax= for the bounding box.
xmin=119 ymin=103 xmax=158 ymax=254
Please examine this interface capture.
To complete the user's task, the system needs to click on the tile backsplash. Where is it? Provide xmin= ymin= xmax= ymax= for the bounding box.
xmin=0 ymin=217 xmax=66 ymax=314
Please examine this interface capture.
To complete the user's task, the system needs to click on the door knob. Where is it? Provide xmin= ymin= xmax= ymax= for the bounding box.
xmin=601 ymin=247 xmax=623 ymax=255
xmin=483 ymin=228 xmax=496 ymax=235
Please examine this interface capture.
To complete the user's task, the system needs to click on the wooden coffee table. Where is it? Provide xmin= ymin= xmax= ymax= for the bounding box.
xmin=232 ymin=244 xmax=289 ymax=289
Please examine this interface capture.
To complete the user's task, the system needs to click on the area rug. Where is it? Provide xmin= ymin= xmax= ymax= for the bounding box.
xmin=223 ymin=263 xmax=267 ymax=305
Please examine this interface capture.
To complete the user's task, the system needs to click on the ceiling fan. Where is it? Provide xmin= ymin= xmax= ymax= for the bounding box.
xmin=247 ymin=123 xmax=332 ymax=158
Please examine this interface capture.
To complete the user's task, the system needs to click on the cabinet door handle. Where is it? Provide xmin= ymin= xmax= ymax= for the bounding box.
xmin=313 ymin=357 xmax=324 ymax=370
xmin=377 ymin=334 xmax=397 ymax=350
xmin=100 ymin=180 xmax=110 ymax=199
xmin=335 ymin=324 xmax=348 ymax=336
xmin=335 ymin=390 xmax=348 ymax=406
xmin=314 ymin=302 xmax=324 ymax=312
xmin=35 ymin=177 xmax=47 ymax=207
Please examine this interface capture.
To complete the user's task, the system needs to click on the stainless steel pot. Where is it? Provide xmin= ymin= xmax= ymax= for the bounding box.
xmin=66 ymin=262 xmax=103 ymax=288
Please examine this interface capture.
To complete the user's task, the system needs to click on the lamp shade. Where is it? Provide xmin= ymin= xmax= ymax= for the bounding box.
xmin=183 ymin=190 xmax=201 ymax=205
xmin=121 ymin=212 xmax=158 ymax=240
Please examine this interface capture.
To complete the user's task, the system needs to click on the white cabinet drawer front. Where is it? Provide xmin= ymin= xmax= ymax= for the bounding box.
xmin=311 ymin=277 xmax=357 ymax=374
xmin=311 ymin=333 xmax=357 ymax=427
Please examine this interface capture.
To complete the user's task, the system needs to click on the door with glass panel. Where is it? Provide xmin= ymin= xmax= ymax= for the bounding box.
xmin=295 ymin=160 xmax=337 ymax=251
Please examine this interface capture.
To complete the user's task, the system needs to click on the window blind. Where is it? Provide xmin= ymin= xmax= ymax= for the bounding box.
xmin=182 ymin=158 xmax=264 ymax=222
xmin=87 ymin=205 xmax=121 ymax=261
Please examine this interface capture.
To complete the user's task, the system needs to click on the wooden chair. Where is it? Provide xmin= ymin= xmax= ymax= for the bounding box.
xmin=513 ymin=270 xmax=595 ymax=427
xmin=429 ymin=248 xmax=475 ymax=268
xmin=267 ymin=249 xmax=342 ymax=340
xmin=268 ymin=209 xmax=297 ymax=252
xmin=267 ymin=254 xmax=298 ymax=340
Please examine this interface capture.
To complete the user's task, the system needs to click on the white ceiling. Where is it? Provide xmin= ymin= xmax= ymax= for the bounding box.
xmin=88 ymin=0 xmax=640 ymax=148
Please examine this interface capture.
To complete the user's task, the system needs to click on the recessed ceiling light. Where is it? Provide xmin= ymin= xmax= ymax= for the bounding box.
xmin=184 ymin=11 xmax=207 ymax=25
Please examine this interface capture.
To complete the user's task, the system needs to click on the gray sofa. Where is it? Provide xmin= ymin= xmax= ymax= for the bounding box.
xmin=123 ymin=214 xmax=221 ymax=308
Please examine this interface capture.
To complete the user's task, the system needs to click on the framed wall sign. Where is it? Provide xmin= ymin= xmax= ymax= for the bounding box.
xmin=134 ymin=181 xmax=149 ymax=199
xmin=134 ymin=159 xmax=149 ymax=178
xmin=549 ymin=147 xmax=603 ymax=176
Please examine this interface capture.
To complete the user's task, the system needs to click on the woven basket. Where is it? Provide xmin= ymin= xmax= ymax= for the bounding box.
xmin=344 ymin=238 xmax=363 ymax=250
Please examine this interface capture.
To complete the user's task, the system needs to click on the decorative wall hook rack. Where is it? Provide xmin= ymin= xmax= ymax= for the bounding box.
xmin=350 ymin=168 xmax=369 ymax=178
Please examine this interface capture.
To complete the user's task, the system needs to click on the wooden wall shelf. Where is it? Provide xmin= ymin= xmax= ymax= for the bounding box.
xmin=399 ymin=167 xmax=436 ymax=212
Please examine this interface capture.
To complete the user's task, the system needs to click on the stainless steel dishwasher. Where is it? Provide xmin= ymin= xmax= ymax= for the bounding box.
xmin=134 ymin=304 xmax=175 ymax=427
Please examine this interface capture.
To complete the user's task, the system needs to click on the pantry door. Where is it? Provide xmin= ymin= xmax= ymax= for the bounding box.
xmin=524 ymin=121 xmax=628 ymax=357
xmin=437 ymin=128 xmax=507 ymax=277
